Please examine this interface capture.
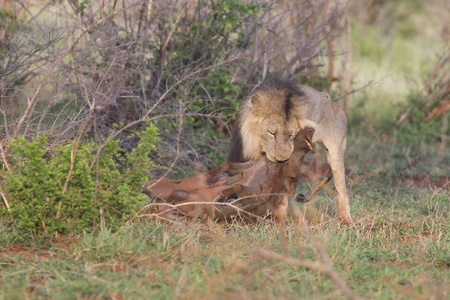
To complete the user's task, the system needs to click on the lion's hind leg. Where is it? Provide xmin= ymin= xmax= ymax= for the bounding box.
xmin=324 ymin=140 xmax=353 ymax=225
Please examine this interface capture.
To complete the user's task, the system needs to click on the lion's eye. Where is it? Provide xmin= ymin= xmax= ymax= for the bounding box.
xmin=268 ymin=131 xmax=276 ymax=136
xmin=289 ymin=134 xmax=296 ymax=139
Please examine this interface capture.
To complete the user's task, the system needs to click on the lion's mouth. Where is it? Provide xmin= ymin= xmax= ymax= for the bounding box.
xmin=262 ymin=152 xmax=277 ymax=163
xmin=261 ymin=152 xmax=278 ymax=163
xmin=263 ymin=152 xmax=288 ymax=163
xmin=276 ymin=158 xmax=289 ymax=163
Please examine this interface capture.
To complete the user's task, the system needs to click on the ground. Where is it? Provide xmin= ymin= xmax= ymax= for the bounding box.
xmin=0 ymin=132 xmax=448 ymax=299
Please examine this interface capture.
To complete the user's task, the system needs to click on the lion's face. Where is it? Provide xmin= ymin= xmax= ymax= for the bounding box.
xmin=260 ymin=114 xmax=300 ymax=163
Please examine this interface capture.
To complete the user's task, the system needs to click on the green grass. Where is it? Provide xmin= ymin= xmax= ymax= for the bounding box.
xmin=2 ymin=2 xmax=448 ymax=298
xmin=1 ymin=132 xmax=448 ymax=299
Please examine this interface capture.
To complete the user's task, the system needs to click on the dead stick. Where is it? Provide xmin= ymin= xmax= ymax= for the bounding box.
xmin=56 ymin=109 xmax=94 ymax=218
xmin=1 ymin=191 xmax=11 ymax=212
xmin=0 ymin=144 xmax=11 ymax=173
xmin=259 ymin=249 xmax=359 ymax=300
xmin=7 ymin=13 xmax=116 ymax=156
xmin=162 ymin=5 xmax=186 ymax=51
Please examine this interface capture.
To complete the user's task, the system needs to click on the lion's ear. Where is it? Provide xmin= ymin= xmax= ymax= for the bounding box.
xmin=322 ymin=92 xmax=331 ymax=101
xmin=250 ymin=93 xmax=259 ymax=104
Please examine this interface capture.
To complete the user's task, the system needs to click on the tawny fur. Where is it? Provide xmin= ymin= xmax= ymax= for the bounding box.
xmin=228 ymin=78 xmax=353 ymax=224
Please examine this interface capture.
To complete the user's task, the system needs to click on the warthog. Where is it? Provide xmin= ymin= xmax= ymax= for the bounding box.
xmin=141 ymin=128 xmax=315 ymax=224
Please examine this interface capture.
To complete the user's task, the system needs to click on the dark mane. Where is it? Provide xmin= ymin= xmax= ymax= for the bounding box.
xmin=256 ymin=77 xmax=304 ymax=120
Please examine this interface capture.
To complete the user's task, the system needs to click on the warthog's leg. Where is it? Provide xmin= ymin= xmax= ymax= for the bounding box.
xmin=223 ymin=161 xmax=256 ymax=176
xmin=219 ymin=184 xmax=243 ymax=199
xmin=206 ymin=164 xmax=232 ymax=184
xmin=306 ymin=169 xmax=333 ymax=202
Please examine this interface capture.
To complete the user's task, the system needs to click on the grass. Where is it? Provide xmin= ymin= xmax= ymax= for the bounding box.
xmin=1 ymin=4 xmax=448 ymax=298
xmin=0 ymin=132 xmax=448 ymax=299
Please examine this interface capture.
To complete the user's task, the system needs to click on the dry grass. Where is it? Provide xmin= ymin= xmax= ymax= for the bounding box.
xmin=1 ymin=159 xmax=448 ymax=299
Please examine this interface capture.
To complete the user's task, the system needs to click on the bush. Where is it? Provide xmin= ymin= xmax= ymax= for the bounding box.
xmin=1 ymin=124 xmax=158 ymax=236
xmin=395 ymin=94 xmax=443 ymax=144
xmin=0 ymin=0 xmax=348 ymax=239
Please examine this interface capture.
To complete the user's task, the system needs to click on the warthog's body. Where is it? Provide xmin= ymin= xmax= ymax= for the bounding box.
xmin=141 ymin=128 xmax=314 ymax=223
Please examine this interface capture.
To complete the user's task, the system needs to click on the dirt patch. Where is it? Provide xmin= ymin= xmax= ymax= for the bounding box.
xmin=371 ymin=261 xmax=407 ymax=268
xmin=0 ymin=236 xmax=78 ymax=261
xmin=299 ymin=158 xmax=448 ymax=192
xmin=396 ymin=174 xmax=449 ymax=190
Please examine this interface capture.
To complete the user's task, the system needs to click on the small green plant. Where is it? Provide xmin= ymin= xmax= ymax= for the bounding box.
xmin=395 ymin=93 xmax=444 ymax=144
xmin=1 ymin=124 xmax=158 ymax=237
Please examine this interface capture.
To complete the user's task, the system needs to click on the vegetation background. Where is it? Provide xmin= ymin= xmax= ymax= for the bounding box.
xmin=0 ymin=0 xmax=448 ymax=299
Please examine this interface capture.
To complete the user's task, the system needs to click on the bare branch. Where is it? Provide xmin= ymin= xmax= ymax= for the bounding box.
xmin=7 ymin=13 xmax=116 ymax=148
xmin=333 ymin=80 xmax=374 ymax=102
xmin=259 ymin=249 xmax=359 ymax=300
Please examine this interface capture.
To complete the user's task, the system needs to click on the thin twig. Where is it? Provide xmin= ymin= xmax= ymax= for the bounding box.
xmin=0 ymin=109 xmax=11 ymax=173
xmin=0 ymin=144 xmax=11 ymax=173
xmin=1 ymin=191 xmax=11 ymax=212
xmin=56 ymin=109 xmax=94 ymax=218
xmin=332 ymin=80 xmax=374 ymax=102
xmin=7 ymin=13 xmax=116 ymax=156
xmin=100 ymin=0 xmax=105 ymax=25
xmin=162 ymin=5 xmax=186 ymax=51
xmin=138 ymin=191 xmax=288 ymax=223
xmin=89 ymin=56 xmax=240 ymax=169
xmin=258 ymin=249 xmax=359 ymax=300
xmin=420 ymin=45 xmax=449 ymax=97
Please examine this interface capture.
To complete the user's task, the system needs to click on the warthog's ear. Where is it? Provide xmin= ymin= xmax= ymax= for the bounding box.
xmin=305 ymin=127 xmax=315 ymax=152
xmin=306 ymin=127 xmax=315 ymax=136
xmin=140 ymin=184 xmax=154 ymax=198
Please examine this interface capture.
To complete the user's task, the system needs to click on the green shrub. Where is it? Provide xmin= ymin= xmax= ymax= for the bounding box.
xmin=1 ymin=124 xmax=158 ymax=236
xmin=395 ymin=93 xmax=444 ymax=144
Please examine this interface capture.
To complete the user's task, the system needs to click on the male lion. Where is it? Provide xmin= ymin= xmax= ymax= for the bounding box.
xmin=228 ymin=78 xmax=353 ymax=225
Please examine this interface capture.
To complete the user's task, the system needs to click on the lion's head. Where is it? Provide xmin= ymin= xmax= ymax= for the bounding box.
xmin=258 ymin=114 xmax=299 ymax=162
xmin=238 ymin=79 xmax=304 ymax=163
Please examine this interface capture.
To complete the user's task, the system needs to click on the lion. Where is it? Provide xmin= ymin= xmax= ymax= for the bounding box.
xmin=228 ymin=78 xmax=353 ymax=225
xmin=142 ymin=128 xmax=315 ymax=224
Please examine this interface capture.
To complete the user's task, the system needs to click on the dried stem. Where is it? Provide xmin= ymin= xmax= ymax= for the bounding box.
xmin=420 ymin=44 xmax=449 ymax=98
xmin=259 ymin=248 xmax=359 ymax=300
xmin=333 ymin=80 xmax=374 ymax=102
xmin=1 ymin=190 xmax=11 ymax=212
xmin=136 ymin=195 xmax=272 ymax=223
xmin=162 ymin=5 xmax=186 ymax=51
xmin=7 ymin=13 xmax=116 ymax=155
xmin=325 ymin=24 xmax=335 ymax=95
xmin=56 ymin=108 xmax=94 ymax=218
xmin=89 ymin=56 xmax=240 ymax=169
